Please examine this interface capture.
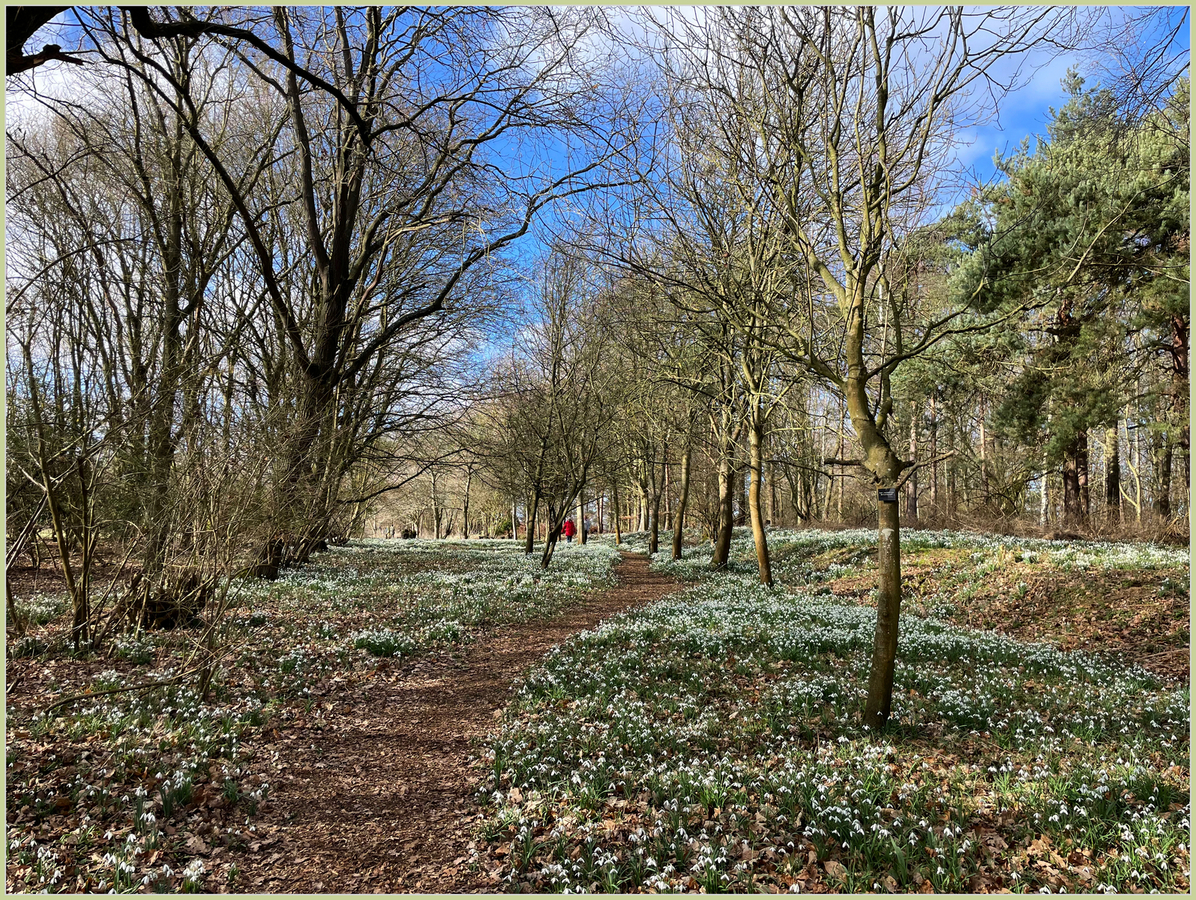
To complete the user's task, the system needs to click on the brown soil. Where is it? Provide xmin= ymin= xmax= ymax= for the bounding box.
xmin=823 ymin=550 xmax=1189 ymax=684
xmin=7 ymin=564 xmax=104 ymax=606
xmin=222 ymin=551 xmax=678 ymax=894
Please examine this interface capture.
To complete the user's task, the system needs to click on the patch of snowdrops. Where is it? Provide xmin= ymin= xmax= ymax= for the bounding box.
xmin=7 ymin=537 xmax=619 ymax=893
xmin=628 ymin=526 xmax=1188 ymax=583
xmin=481 ymin=542 xmax=1189 ymax=894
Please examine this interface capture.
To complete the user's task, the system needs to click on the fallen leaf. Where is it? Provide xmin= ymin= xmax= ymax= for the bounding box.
xmin=823 ymin=859 xmax=846 ymax=879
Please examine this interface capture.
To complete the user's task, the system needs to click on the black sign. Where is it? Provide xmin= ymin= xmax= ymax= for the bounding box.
xmin=877 ymin=488 xmax=898 ymax=503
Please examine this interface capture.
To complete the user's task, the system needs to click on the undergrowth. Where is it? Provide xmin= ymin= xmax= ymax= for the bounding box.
xmin=480 ymin=529 xmax=1189 ymax=894
xmin=6 ymin=539 xmax=619 ymax=893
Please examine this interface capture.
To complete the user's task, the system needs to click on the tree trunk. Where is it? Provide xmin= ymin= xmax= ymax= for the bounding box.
xmin=767 ymin=457 xmax=778 ymax=526
xmin=929 ymin=395 xmax=938 ymax=512
xmin=663 ymin=462 xmax=672 ymax=523
xmin=1153 ymin=431 xmax=1173 ymax=519
xmin=863 ymin=495 xmax=901 ymax=730
xmin=540 ymin=533 xmax=560 ymax=569
xmin=132 ymin=81 xmax=206 ymax=581
xmin=672 ymin=441 xmax=692 ymax=560
xmin=1040 ymin=457 xmax=1050 ymax=529
xmin=649 ymin=491 xmax=662 ymax=555
xmin=748 ymin=414 xmax=772 ymax=586
xmin=431 ymin=471 xmax=442 ymax=540
xmin=24 ymin=346 xmax=87 ymax=647
xmin=524 ymin=493 xmax=538 ymax=554
xmin=1061 ymin=433 xmax=1088 ymax=529
xmin=734 ymin=461 xmax=748 ymax=526
xmin=1104 ymin=425 xmax=1120 ymax=526
xmin=1170 ymin=312 xmax=1189 ymax=510
xmin=541 ymin=485 xmax=585 ymax=569
xmin=612 ymin=478 xmax=623 ymax=546
xmin=577 ymin=489 xmax=587 ymax=546
xmin=635 ymin=479 xmax=647 ymax=536
xmin=820 ymin=424 xmax=833 ymax=522
xmin=711 ymin=451 xmax=734 ymax=569
xmin=947 ymin=427 xmax=956 ymax=519
xmin=462 ymin=468 xmax=473 ymax=539
xmin=905 ymin=401 xmax=918 ymax=526
xmin=836 ymin=409 xmax=846 ymax=521
xmin=1079 ymin=431 xmax=1090 ymax=521
xmin=787 ymin=467 xmax=808 ymax=523
xmin=978 ymin=398 xmax=988 ymax=505
xmin=282 ymin=373 xmax=338 ymax=545
xmin=841 ymin=279 xmax=907 ymax=731
xmin=1131 ymin=410 xmax=1143 ymax=523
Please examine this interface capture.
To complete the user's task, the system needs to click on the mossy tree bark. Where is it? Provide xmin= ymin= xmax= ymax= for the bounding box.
xmin=864 ymin=496 xmax=902 ymax=729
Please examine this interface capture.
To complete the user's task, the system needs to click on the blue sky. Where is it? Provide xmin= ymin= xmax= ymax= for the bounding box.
xmin=7 ymin=5 xmax=1189 ymax=294
xmin=954 ymin=5 xmax=1190 ymax=188
xmin=5 ymin=5 xmax=1189 ymax=367
xmin=10 ymin=5 xmax=1188 ymax=190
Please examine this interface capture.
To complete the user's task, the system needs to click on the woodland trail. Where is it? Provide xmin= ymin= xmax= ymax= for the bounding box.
xmin=224 ymin=551 xmax=679 ymax=894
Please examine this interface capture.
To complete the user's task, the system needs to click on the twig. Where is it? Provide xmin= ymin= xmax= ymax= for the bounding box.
xmin=41 ymin=596 xmax=255 ymax=716
xmin=42 ymin=670 xmax=193 ymax=716
xmin=90 ymin=543 xmax=142 ymax=648
xmin=822 ymin=457 xmax=864 ymax=469
xmin=1139 ymin=647 xmax=1189 ymax=661
xmin=895 ymin=451 xmax=956 ymax=491
xmin=5 ymin=494 xmax=48 ymax=570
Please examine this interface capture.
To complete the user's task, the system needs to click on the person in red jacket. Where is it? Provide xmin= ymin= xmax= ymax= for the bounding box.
xmin=562 ymin=518 xmax=576 ymax=543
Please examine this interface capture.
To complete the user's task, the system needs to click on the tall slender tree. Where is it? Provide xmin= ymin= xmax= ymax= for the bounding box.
xmin=647 ymin=5 xmax=1087 ymax=727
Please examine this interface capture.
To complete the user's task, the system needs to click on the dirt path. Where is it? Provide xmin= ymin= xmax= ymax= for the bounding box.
xmin=226 ymin=552 xmax=678 ymax=893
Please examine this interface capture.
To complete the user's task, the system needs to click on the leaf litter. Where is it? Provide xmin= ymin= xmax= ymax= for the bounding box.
xmin=7 ymin=529 xmax=1189 ymax=893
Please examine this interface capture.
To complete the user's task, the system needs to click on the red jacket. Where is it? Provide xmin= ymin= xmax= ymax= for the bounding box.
xmin=563 ymin=519 xmax=576 ymax=537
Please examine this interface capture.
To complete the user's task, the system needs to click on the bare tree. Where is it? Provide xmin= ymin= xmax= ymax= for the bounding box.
xmin=71 ymin=6 xmax=642 ymax=560
xmin=479 ymin=248 xmax=620 ymax=568
xmin=647 ymin=5 xmax=1087 ymax=727
xmin=607 ymin=38 xmax=809 ymax=583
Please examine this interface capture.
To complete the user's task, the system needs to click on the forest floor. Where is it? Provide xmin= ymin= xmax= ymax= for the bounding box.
xmin=805 ymin=540 xmax=1189 ymax=685
xmin=214 ymin=551 xmax=678 ymax=893
xmin=485 ymin=529 xmax=1189 ymax=893
xmin=5 ymin=528 xmax=1189 ymax=894
xmin=5 ymin=543 xmax=675 ymax=893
